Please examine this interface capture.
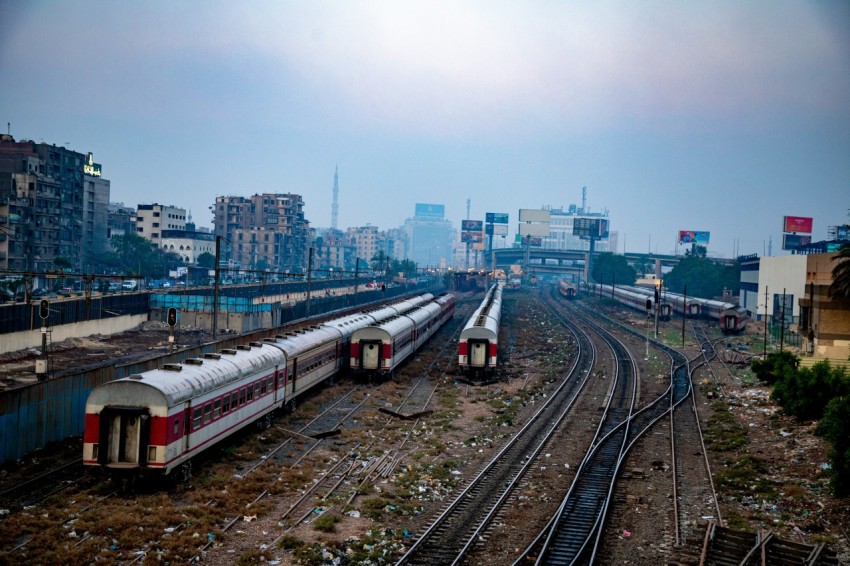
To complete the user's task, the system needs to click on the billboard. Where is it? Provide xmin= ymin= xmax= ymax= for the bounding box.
xmin=573 ymin=218 xmax=610 ymax=239
xmin=519 ymin=209 xmax=551 ymax=223
xmin=414 ymin=203 xmax=445 ymax=218
xmin=782 ymin=234 xmax=811 ymax=250
xmin=838 ymin=226 xmax=850 ymax=240
xmin=461 ymin=219 xmax=484 ymax=232
xmin=678 ymin=230 xmax=710 ymax=245
xmin=461 ymin=231 xmax=484 ymax=243
xmin=519 ymin=223 xmax=550 ymax=237
xmin=486 ymin=212 xmax=509 ymax=224
xmin=486 ymin=224 xmax=509 ymax=236
xmin=783 ymin=215 xmax=813 ymax=233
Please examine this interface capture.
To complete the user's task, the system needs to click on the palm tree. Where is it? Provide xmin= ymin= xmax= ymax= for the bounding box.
xmin=829 ymin=228 xmax=850 ymax=299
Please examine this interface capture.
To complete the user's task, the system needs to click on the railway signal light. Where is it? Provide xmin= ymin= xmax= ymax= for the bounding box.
xmin=39 ymin=299 xmax=49 ymax=320
xmin=167 ymin=307 xmax=177 ymax=327
xmin=645 ymin=299 xmax=652 ymax=311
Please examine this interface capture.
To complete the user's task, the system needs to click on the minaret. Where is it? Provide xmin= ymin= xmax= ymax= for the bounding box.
xmin=331 ymin=166 xmax=339 ymax=230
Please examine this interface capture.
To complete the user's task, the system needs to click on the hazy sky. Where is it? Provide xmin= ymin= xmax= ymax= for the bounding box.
xmin=2 ymin=1 xmax=848 ymax=258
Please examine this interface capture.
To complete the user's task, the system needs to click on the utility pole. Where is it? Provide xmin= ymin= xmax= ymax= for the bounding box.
xmin=213 ymin=236 xmax=220 ymax=337
xmin=682 ymin=284 xmax=687 ymax=348
xmin=780 ymin=287 xmax=786 ymax=352
xmin=763 ymin=285 xmax=769 ymax=357
xmin=305 ymin=247 xmax=314 ymax=317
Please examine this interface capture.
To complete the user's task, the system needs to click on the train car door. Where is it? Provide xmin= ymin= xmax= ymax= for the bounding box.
xmin=361 ymin=340 xmax=382 ymax=370
xmin=98 ymin=407 xmax=150 ymax=467
xmin=469 ymin=339 xmax=488 ymax=368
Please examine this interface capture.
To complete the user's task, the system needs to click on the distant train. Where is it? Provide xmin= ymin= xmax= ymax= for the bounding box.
xmin=558 ymin=278 xmax=578 ymax=299
xmin=83 ymin=293 xmax=451 ymax=479
xmin=593 ymin=284 xmax=672 ymax=321
xmin=592 ymin=284 xmax=747 ymax=334
xmin=458 ymin=283 xmax=503 ymax=376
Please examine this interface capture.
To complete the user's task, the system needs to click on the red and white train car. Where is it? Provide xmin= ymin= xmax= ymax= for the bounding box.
xmin=350 ymin=294 xmax=455 ymax=378
xmin=84 ymin=344 xmax=286 ymax=479
xmin=458 ymin=284 xmax=502 ymax=375
xmin=83 ymin=293 xmax=441 ymax=479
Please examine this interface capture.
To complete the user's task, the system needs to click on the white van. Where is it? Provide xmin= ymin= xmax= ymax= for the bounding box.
xmin=122 ymin=280 xmax=138 ymax=290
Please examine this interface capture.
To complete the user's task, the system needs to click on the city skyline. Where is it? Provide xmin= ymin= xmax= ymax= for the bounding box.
xmin=2 ymin=2 xmax=848 ymax=258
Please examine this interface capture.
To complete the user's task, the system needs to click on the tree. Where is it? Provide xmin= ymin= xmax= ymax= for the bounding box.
xmin=591 ymin=253 xmax=636 ymax=286
xmin=106 ymin=233 xmax=183 ymax=278
xmin=829 ymin=230 xmax=850 ymax=298
xmin=197 ymin=252 xmax=215 ymax=269
xmin=665 ymin=256 xmax=740 ymax=298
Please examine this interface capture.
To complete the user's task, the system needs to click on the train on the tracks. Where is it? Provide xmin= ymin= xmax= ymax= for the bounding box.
xmin=592 ymin=284 xmax=747 ymax=334
xmin=83 ymin=293 xmax=453 ymax=479
xmin=349 ymin=293 xmax=455 ymax=378
xmin=593 ymin=284 xmax=672 ymax=321
xmin=458 ymin=283 xmax=503 ymax=376
xmin=558 ymin=278 xmax=578 ymax=299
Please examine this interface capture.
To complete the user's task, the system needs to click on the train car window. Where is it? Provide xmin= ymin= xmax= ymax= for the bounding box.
xmin=222 ymin=394 xmax=230 ymax=413
xmin=213 ymin=399 xmax=222 ymax=419
xmin=203 ymin=403 xmax=213 ymax=424
xmin=173 ymin=419 xmax=180 ymax=436
xmin=260 ymin=379 xmax=268 ymax=395
xmin=254 ymin=382 xmax=261 ymax=398
xmin=192 ymin=407 xmax=202 ymax=430
xmin=239 ymin=388 xmax=246 ymax=406
xmin=246 ymin=385 xmax=254 ymax=402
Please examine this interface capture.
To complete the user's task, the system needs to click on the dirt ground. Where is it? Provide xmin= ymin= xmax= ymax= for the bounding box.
xmin=1 ymin=294 xmax=848 ymax=565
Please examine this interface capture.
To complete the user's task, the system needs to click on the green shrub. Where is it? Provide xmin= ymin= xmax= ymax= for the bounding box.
xmin=816 ymin=396 xmax=850 ymax=497
xmin=771 ymin=360 xmax=849 ymax=421
xmin=750 ymin=351 xmax=798 ymax=384
xmin=312 ymin=512 xmax=340 ymax=532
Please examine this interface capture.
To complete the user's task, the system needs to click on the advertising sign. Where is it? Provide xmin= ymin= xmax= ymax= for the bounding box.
xmin=486 ymin=224 xmax=509 ymax=236
xmin=486 ymin=212 xmax=509 ymax=224
xmin=414 ymin=203 xmax=445 ymax=218
xmin=783 ymin=215 xmax=813 ymax=233
xmin=574 ymin=218 xmax=610 ymax=239
xmin=461 ymin=231 xmax=484 ymax=243
xmin=519 ymin=209 xmax=551 ymax=223
xmin=782 ymin=234 xmax=811 ymax=250
xmin=519 ymin=223 xmax=550 ymax=237
xmin=838 ymin=226 xmax=850 ymax=239
xmin=678 ymin=230 xmax=710 ymax=245
xmin=462 ymin=219 xmax=484 ymax=232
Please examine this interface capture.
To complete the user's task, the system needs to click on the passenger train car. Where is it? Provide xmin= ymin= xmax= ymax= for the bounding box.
xmin=83 ymin=293 xmax=440 ymax=479
xmin=625 ymin=286 xmax=701 ymax=318
xmin=602 ymin=285 xmax=747 ymax=334
xmin=350 ymin=294 xmax=455 ymax=378
xmin=593 ymin=284 xmax=672 ymax=321
xmin=558 ymin=278 xmax=578 ymax=299
xmin=458 ymin=283 xmax=503 ymax=376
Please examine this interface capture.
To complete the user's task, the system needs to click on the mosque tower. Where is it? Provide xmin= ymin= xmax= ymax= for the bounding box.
xmin=331 ymin=166 xmax=339 ymax=230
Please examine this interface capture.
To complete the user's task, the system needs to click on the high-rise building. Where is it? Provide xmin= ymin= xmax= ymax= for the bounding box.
xmin=133 ymin=203 xmax=187 ymax=248
xmin=404 ymin=203 xmax=453 ymax=269
xmin=213 ymin=193 xmax=310 ymax=273
xmin=0 ymin=135 xmax=103 ymax=272
xmin=82 ymin=153 xmax=110 ymax=265
xmin=542 ymin=205 xmax=612 ymax=252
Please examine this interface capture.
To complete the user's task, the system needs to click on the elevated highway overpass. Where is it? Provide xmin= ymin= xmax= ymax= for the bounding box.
xmin=490 ymin=248 xmax=734 ymax=279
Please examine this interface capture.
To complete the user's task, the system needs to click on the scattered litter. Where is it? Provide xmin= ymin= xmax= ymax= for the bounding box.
xmin=622 ymin=530 xmax=631 ymax=538
xmin=244 ymin=515 xmax=257 ymax=522
xmin=164 ymin=527 xmax=175 ymax=533
xmin=134 ymin=551 xmax=146 ymax=557
xmin=403 ymin=530 xmax=413 ymax=538
xmin=0 ymin=509 xmax=8 ymax=516
xmin=780 ymin=430 xmax=792 ymax=437
xmin=68 ymin=531 xmax=78 ymax=538
xmin=208 ymin=533 xmax=215 ymax=541
xmin=450 ymin=470 xmax=461 ymax=475
xmin=233 ymin=474 xmax=243 ymax=479
xmin=345 ymin=510 xmax=361 ymax=518
xmin=109 ymin=544 xmax=119 ymax=550
xmin=821 ymin=463 xmax=831 ymax=471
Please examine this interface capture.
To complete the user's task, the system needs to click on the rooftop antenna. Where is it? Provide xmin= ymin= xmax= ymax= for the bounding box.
xmin=581 ymin=186 xmax=587 ymax=214
xmin=6 ymin=122 xmax=10 ymax=135
xmin=331 ymin=166 xmax=339 ymax=230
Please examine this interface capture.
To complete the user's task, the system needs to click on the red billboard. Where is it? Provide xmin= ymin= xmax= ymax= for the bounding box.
xmin=783 ymin=216 xmax=813 ymax=234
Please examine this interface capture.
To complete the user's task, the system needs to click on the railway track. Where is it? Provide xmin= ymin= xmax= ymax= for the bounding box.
xmin=517 ymin=296 xmax=639 ymax=565
xmin=396 ymin=289 xmax=596 ymax=565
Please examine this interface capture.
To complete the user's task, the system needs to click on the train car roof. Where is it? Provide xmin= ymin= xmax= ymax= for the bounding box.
xmin=87 ymin=345 xmax=284 ymax=408
xmin=266 ymin=325 xmax=344 ymax=356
